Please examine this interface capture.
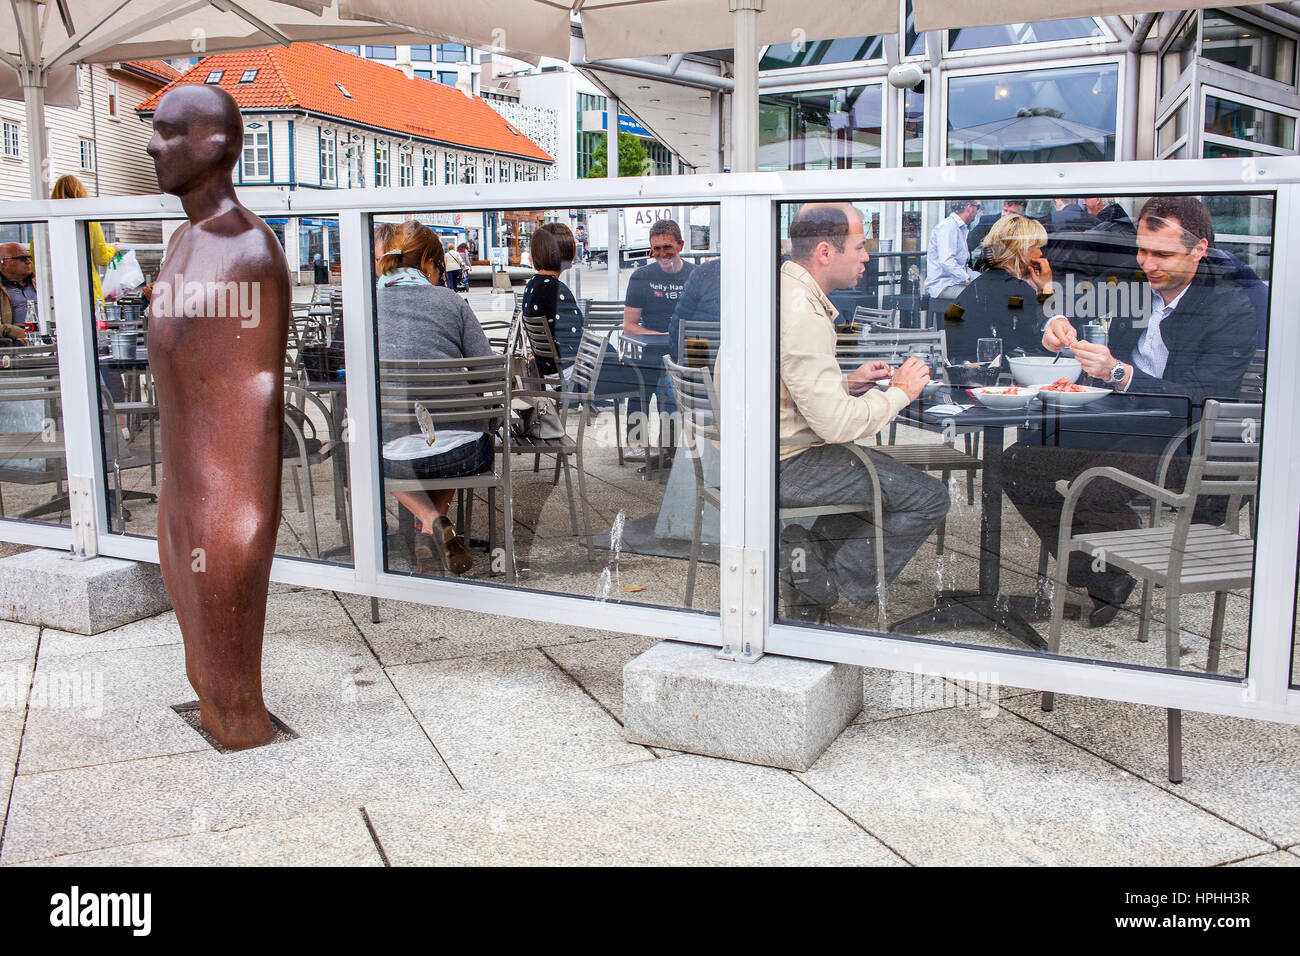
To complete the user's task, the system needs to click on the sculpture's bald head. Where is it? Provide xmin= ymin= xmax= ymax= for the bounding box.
xmin=146 ymin=85 xmax=244 ymax=195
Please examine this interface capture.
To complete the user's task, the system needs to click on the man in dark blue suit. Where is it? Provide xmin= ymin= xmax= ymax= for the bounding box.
xmin=1004 ymin=196 xmax=1257 ymax=625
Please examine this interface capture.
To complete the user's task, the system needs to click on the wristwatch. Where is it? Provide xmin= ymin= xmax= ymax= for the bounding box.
xmin=1109 ymin=362 xmax=1127 ymax=385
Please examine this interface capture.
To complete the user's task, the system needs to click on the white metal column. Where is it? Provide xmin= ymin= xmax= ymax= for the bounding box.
xmin=606 ymin=95 xmax=621 ymax=301
xmin=729 ymin=0 xmax=763 ymax=174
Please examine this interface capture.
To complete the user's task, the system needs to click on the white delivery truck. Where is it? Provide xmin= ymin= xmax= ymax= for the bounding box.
xmin=584 ymin=206 xmax=683 ymax=264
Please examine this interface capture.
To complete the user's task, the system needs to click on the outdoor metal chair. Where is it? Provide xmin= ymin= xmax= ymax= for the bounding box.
xmin=665 ymin=355 xmax=889 ymax=624
xmin=377 ymin=354 xmax=515 ymax=582
xmin=1041 ymin=400 xmax=1262 ymax=783
xmin=578 ymin=298 xmax=649 ymax=468
xmin=852 ymin=305 xmax=900 ymax=327
xmin=98 ymin=380 xmax=160 ymax=529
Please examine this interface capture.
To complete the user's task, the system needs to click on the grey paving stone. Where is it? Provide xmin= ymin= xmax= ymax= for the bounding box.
xmin=1225 ymin=850 xmax=1300 ymax=867
xmin=336 ymin=591 xmax=609 ymax=666
xmin=798 ymin=707 xmax=1270 ymax=866
xmin=8 ymin=809 xmax=382 ymax=867
xmin=0 ymin=657 xmax=32 ymax=822
xmin=0 ymin=620 xmax=38 ymax=664
xmin=624 ymin=641 xmax=861 ymax=771
xmin=0 ymin=550 xmax=171 ymax=634
xmin=365 ymin=753 xmax=905 ymax=866
xmin=38 ymin=611 xmax=182 ymax=658
xmin=1002 ymin=693 xmax=1300 ymax=846
xmin=262 ymin=588 xmax=353 ymax=636
xmin=18 ymin=643 xmax=205 ymax=775
xmin=543 ymin=635 xmax=660 ymax=723
xmin=386 ymin=648 xmax=652 ymax=788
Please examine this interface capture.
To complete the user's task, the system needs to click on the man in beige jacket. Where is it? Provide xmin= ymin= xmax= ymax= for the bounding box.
xmin=779 ymin=203 xmax=949 ymax=622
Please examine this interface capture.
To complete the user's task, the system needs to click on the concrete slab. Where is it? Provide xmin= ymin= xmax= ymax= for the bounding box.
xmin=37 ymin=612 xmax=182 ymax=658
xmin=365 ymin=753 xmax=905 ymax=866
xmin=798 ymin=707 xmax=1270 ymax=866
xmin=1225 ymin=850 xmax=1300 ymax=866
xmin=386 ymin=648 xmax=653 ymax=788
xmin=0 ymin=657 xmax=32 ymax=823
xmin=0 ymin=550 xmax=171 ymax=635
xmin=543 ymin=635 xmax=660 ymax=724
xmin=7 ymin=808 xmax=382 ymax=867
xmin=1002 ymin=694 xmax=1300 ymax=846
xmin=623 ymin=641 xmax=861 ymax=772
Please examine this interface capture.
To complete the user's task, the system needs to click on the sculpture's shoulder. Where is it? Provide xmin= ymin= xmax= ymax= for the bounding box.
xmin=197 ymin=207 xmax=289 ymax=285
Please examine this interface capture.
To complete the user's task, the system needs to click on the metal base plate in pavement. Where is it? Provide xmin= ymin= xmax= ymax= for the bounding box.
xmin=890 ymin=590 xmax=1050 ymax=651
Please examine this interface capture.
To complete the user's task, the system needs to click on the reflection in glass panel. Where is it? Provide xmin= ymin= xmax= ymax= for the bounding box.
xmin=0 ymin=221 xmax=69 ymax=528
xmin=1204 ymin=95 xmax=1296 ymax=150
xmin=372 ymin=205 xmax=722 ymax=613
xmin=1202 ymin=9 xmax=1297 ymax=86
xmin=1292 ymin=522 xmax=1299 ymax=688
xmin=774 ymin=193 xmax=1270 ymax=681
xmin=946 ymin=64 xmax=1118 ymax=166
xmin=759 ymin=86 xmax=882 ymax=171
xmin=96 ymin=216 xmax=354 ymax=567
xmin=1161 ymin=15 xmax=1198 ymax=99
xmin=1203 ymin=141 xmax=1266 ymax=158
xmin=760 ymin=36 xmax=884 ymax=70
xmin=904 ymin=1 xmax=928 ymax=57
xmin=949 ymin=19 xmax=1105 ymax=51
xmin=1157 ymin=104 xmax=1187 ymax=155
xmin=903 ymin=87 xmax=925 ymax=167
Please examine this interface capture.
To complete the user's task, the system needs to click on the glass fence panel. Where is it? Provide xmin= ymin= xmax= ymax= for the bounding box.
xmin=0 ymin=221 xmax=68 ymax=529
xmin=370 ymin=204 xmax=722 ymax=613
xmin=774 ymin=192 xmax=1270 ymax=680
xmin=1292 ymin=520 xmax=1299 ymax=688
xmin=93 ymin=215 xmax=354 ymax=567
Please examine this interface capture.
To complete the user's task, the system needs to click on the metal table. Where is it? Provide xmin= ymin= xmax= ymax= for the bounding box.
xmin=888 ymin=394 xmax=1172 ymax=650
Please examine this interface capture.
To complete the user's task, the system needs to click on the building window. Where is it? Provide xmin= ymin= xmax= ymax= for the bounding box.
xmin=375 ymin=141 xmax=390 ymax=187
xmin=423 ymin=154 xmax=435 ymax=185
xmin=1157 ymin=101 xmax=1189 ymax=158
xmin=945 ymin=63 xmax=1119 ymax=166
xmin=205 ymin=70 xmax=224 ymax=84
xmin=437 ymin=43 xmax=466 ymax=62
xmin=319 ymin=132 xmax=336 ymax=185
xmin=461 ymin=156 xmax=476 ymax=184
xmin=411 ymin=44 xmax=432 ymax=62
xmin=759 ymin=85 xmax=883 ymax=171
xmin=444 ymin=153 xmax=456 ymax=184
xmin=483 ymin=160 xmax=495 ymax=183
xmin=437 ymin=71 xmax=457 ymax=86
xmin=1160 ymin=14 xmax=1198 ymax=99
xmin=366 ymin=45 xmax=397 ymax=59
xmin=1204 ymin=92 xmax=1297 ymax=152
xmin=948 ymin=18 xmax=1105 ymax=52
xmin=335 ymin=82 xmax=353 ymax=99
xmin=106 ymin=80 xmax=118 ymax=119
xmin=242 ymin=129 xmax=270 ymax=180
xmin=79 ymin=138 xmax=95 ymax=171
xmin=760 ymin=36 xmax=885 ymax=70
xmin=334 ymin=45 xmax=360 ymax=55
xmin=3 ymin=121 xmax=21 ymax=159
xmin=514 ymin=162 xmax=521 ymax=181
xmin=239 ymin=68 xmax=259 ymax=83
xmin=1202 ymin=9 xmax=1298 ymax=87
xmin=499 ymin=159 xmax=509 ymax=181
xmin=415 ymin=69 xmax=432 ymax=81
xmin=399 ymin=149 xmax=413 ymax=187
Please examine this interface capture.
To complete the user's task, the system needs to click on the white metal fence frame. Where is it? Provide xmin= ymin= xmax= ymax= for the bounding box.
xmin=1 ymin=156 xmax=1297 ymax=727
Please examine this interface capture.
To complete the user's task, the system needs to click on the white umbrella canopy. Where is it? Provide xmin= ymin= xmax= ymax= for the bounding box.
xmin=911 ymin=0 xmax=1261 ymax=31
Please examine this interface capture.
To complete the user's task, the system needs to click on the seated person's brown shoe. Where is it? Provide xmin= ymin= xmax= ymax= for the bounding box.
xmin=430 ymin=516 xmax=473 ymax=575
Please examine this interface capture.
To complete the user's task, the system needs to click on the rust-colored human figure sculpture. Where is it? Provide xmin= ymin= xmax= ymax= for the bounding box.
xmin=147 ymin=85 xmax=289 ymax=749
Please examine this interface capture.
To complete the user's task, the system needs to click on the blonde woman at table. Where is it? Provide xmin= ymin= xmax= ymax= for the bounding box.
xmin=376 ymin=220 xmax=495 ymax=577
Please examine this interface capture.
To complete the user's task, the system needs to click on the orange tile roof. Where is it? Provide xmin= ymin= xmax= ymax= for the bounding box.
xmin=122 ymin=60 xmax=182 ymax=84
xmin=137 ymin=44 xmax=551 ymax=163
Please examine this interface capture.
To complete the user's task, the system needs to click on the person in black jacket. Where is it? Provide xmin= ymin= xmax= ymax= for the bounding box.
xmin=520 ymin=222 xmax=583 ymax=376
xmin=946 ymin=214 xmax=1055 ymax=361
xmin=1004 ymin=196 xmax=1257 ymax=626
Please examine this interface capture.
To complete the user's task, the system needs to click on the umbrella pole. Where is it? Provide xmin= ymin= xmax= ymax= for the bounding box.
xmin=17 ymin=0 xmax=55 ymax=336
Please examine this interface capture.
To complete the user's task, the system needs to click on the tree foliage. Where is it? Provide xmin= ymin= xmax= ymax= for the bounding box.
xmin=585 ymin=131 xmax=650 ymax=178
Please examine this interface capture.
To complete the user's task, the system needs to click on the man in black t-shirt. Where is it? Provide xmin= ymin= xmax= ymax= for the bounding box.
xmin=623 ymin=220 xmax=695 ymax=334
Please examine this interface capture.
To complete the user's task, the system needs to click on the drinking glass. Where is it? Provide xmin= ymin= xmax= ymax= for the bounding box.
xmin=977 ymin=337 xmax=1003 ymax=365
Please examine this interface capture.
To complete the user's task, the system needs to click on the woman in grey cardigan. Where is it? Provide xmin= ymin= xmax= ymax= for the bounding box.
xmin=377 ymin=220 xmax=495 ymax=576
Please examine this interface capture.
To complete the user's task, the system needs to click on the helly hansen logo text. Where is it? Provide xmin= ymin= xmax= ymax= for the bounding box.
xmin=50 ymin=886 xmax=151 ymax=936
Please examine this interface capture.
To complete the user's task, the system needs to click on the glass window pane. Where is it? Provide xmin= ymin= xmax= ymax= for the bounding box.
xmin=95 ymin=216 xmax=352 ymax=566
xmin=1157 ymin=104 xmax=1187 ymax=155
xmin=905 ymin=0 xmax=928 ymax=56
xmin=1161 ymin=15 xmax=1198 ymax=99
xmin=0 ymin=222 xmax=67 ymax=530
xmin=370 ymin=206 xmax=724 ymax=613
xmin=759 ymin=85 xmax=882 ymax=171
xmin=1204 ymin=94 xmax=1296 ymax=150
xmin=949 ymin=19 xmax=1104 ymax=51
xmin=946 ymin=64 xmax=1118 ymax=166
xmin=761 ymin=36 xmax=883 ymax=70
xmin=410 ymin=44 xmax=432 ymax=62
xmin=1202 ymin=9 xmax=1297 ymax=86
xmin=774 ymin=192 xmax=1270 ymax=682
xmin=903 ymin=87 xmax=925 ymax=167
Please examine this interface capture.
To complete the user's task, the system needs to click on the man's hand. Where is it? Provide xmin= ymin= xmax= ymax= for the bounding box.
xmin=846 ymin=359 xmax=892 ymax=395
xmin=1071 ymin=339 xmax=1127 ymax=382
xmin=1042 ymin=316 xmax=1077 ymax=352
xmin=889 ymin=356 xmax=931 ymax=403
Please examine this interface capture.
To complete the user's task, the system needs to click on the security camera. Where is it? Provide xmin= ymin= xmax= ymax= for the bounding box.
xmin=887 ymin=63 xmax=925 ymax=90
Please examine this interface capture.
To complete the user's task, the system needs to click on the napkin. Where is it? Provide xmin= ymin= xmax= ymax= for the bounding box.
xmin=926 ymin=403 xmax=974 ymax=417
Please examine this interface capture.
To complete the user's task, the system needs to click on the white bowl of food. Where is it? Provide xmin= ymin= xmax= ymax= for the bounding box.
xmin=1008 ymin=355 xmax=1082 ymax=387
xmin=1036 ymin=380 xmax=1111 ymax=407
xmin=971 ymin=385 xmax=1039 ymax=410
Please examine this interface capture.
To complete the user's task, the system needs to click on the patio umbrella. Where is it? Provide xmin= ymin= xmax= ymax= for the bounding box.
xmin=911 ymin=0 xmax=1260 ymax=31
xmin=946 ymin=112 xmax=1113 ymax=162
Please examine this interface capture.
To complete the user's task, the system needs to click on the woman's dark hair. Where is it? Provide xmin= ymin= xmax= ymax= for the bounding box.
xmin=529 ymin=222 xmax=576 ymax=272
